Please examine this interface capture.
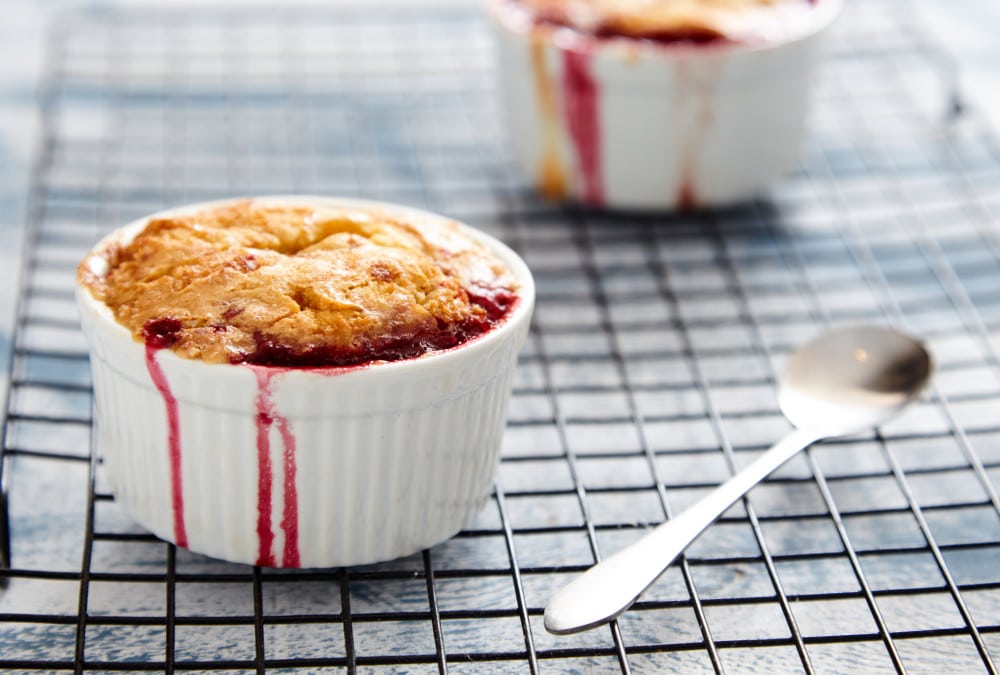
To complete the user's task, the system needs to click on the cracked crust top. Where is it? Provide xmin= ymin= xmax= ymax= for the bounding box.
xmin=78 ymin=200 xmax=518 ymax=367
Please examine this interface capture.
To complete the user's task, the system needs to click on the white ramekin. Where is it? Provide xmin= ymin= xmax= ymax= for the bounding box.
xmin=77 ymin=196 xmax=535 ymax=568
xmin=486 ymin=0 xmax=842 ymax=210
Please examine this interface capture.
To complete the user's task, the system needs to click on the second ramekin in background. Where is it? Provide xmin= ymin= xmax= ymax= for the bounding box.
xmin=486 ymin=0 xmax=842 ymax=210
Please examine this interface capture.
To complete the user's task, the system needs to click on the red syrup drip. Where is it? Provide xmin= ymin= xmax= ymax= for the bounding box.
xmin=252 ymin=367 xmax=300 ymax=568
xmin=592 ymin=27 xmax=730 ymax=47
xmin=677 ymin=179 xmax=698 ymax=211
xmin=143 ymin=345 xmax=189 ymax=549
xmin=673 ymin=57 xmax=718 ymax=211
xmin=562 ymin=49 xmax=604 ymax=206
xmin=276 ymin=413 xmax=300 ymax=568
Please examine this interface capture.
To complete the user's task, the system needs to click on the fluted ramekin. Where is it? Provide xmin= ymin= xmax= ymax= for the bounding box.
xmin=76 ymin=196 xmax=534 ymax=568
xmin=486 ymin=0 xmax=842 ymax=210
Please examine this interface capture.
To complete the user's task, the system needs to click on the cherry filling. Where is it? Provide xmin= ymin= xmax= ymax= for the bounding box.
xmin=140 ymin=287 xmax=517 ymax=369
xmin=466 ymin=285 xmax=516 ymax=322
xmin=143 ymin=316 xmax=184 ymax=348
xmin=238 ymin=288 xmax=516 ymax=368
xmin=593 ymin=27 xmax=731 ymax=46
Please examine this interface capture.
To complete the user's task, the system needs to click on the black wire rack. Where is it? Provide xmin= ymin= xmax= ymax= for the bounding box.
xmin=2 ymin=1 xmax=1000 ymax=672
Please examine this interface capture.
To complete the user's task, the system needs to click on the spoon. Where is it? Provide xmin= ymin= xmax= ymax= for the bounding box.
xmin=544 ymin=325 xmax=932 ymax=635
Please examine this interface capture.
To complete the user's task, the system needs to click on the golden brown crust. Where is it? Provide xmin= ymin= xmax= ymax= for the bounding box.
xmin=509 ymin=0 xmax=817 ymax=43
xmin=79 ymin=200 xmax=517 ymax=366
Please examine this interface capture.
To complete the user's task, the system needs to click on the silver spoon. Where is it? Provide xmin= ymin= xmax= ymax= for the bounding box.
xmin=544 ymin=325 xmax=932 ymax=635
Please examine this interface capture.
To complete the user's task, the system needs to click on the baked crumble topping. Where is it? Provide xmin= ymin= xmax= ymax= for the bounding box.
xmin=80 ymin=200 xmax=518 ymax=366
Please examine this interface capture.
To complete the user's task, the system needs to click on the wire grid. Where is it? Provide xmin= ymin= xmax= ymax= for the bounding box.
xmin=2 ymin=1 xmax=1000 ymax=672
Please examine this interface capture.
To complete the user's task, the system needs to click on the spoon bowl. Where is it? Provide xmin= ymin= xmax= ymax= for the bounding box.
xmin=778 ymin=325 xmax=932 ymax=433
xmin=544 ymin=325 xmax=932 ymax=635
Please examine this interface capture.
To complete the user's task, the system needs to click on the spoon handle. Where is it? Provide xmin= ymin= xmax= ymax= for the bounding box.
xmin=544 ymin=426 xmax=822 ymax=635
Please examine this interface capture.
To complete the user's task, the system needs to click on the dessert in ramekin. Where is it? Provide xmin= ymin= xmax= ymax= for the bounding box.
xmin=76 ymin=197 xmax=534 ymax=568
xmin=486 ymin=0 xmax=842 ymax=210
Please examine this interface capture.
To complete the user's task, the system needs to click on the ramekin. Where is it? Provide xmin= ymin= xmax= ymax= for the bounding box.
xmin=76 ymin=196 xmax=535 ymax=568
xmin=486 ymin=0 xmax=842 ymax=210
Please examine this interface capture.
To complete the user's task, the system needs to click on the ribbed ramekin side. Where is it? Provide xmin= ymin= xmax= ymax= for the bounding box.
xmin=89 ymin=352 xmax=175 ymax=544
xmin=287 ymin=343 xmax=521 ymax=568
xmin=177 ymin=403 xmax=259 ymax=564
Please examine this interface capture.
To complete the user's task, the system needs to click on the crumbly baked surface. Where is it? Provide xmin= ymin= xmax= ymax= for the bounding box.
xmin=510 ymin=0 xmax=817 ymax=43
xmin=79 ymin=200 xmax=518 ymax=366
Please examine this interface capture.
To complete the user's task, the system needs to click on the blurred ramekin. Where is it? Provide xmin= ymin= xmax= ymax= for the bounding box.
xmin=486 ymin=0 xmax=842 ymax=210
xmin=76 ymin=196 xmax=534 ymax=568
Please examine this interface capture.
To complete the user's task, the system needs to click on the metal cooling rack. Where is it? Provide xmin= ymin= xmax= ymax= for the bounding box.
xmin=2 ymin=1 xmax=1000 ymax=672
